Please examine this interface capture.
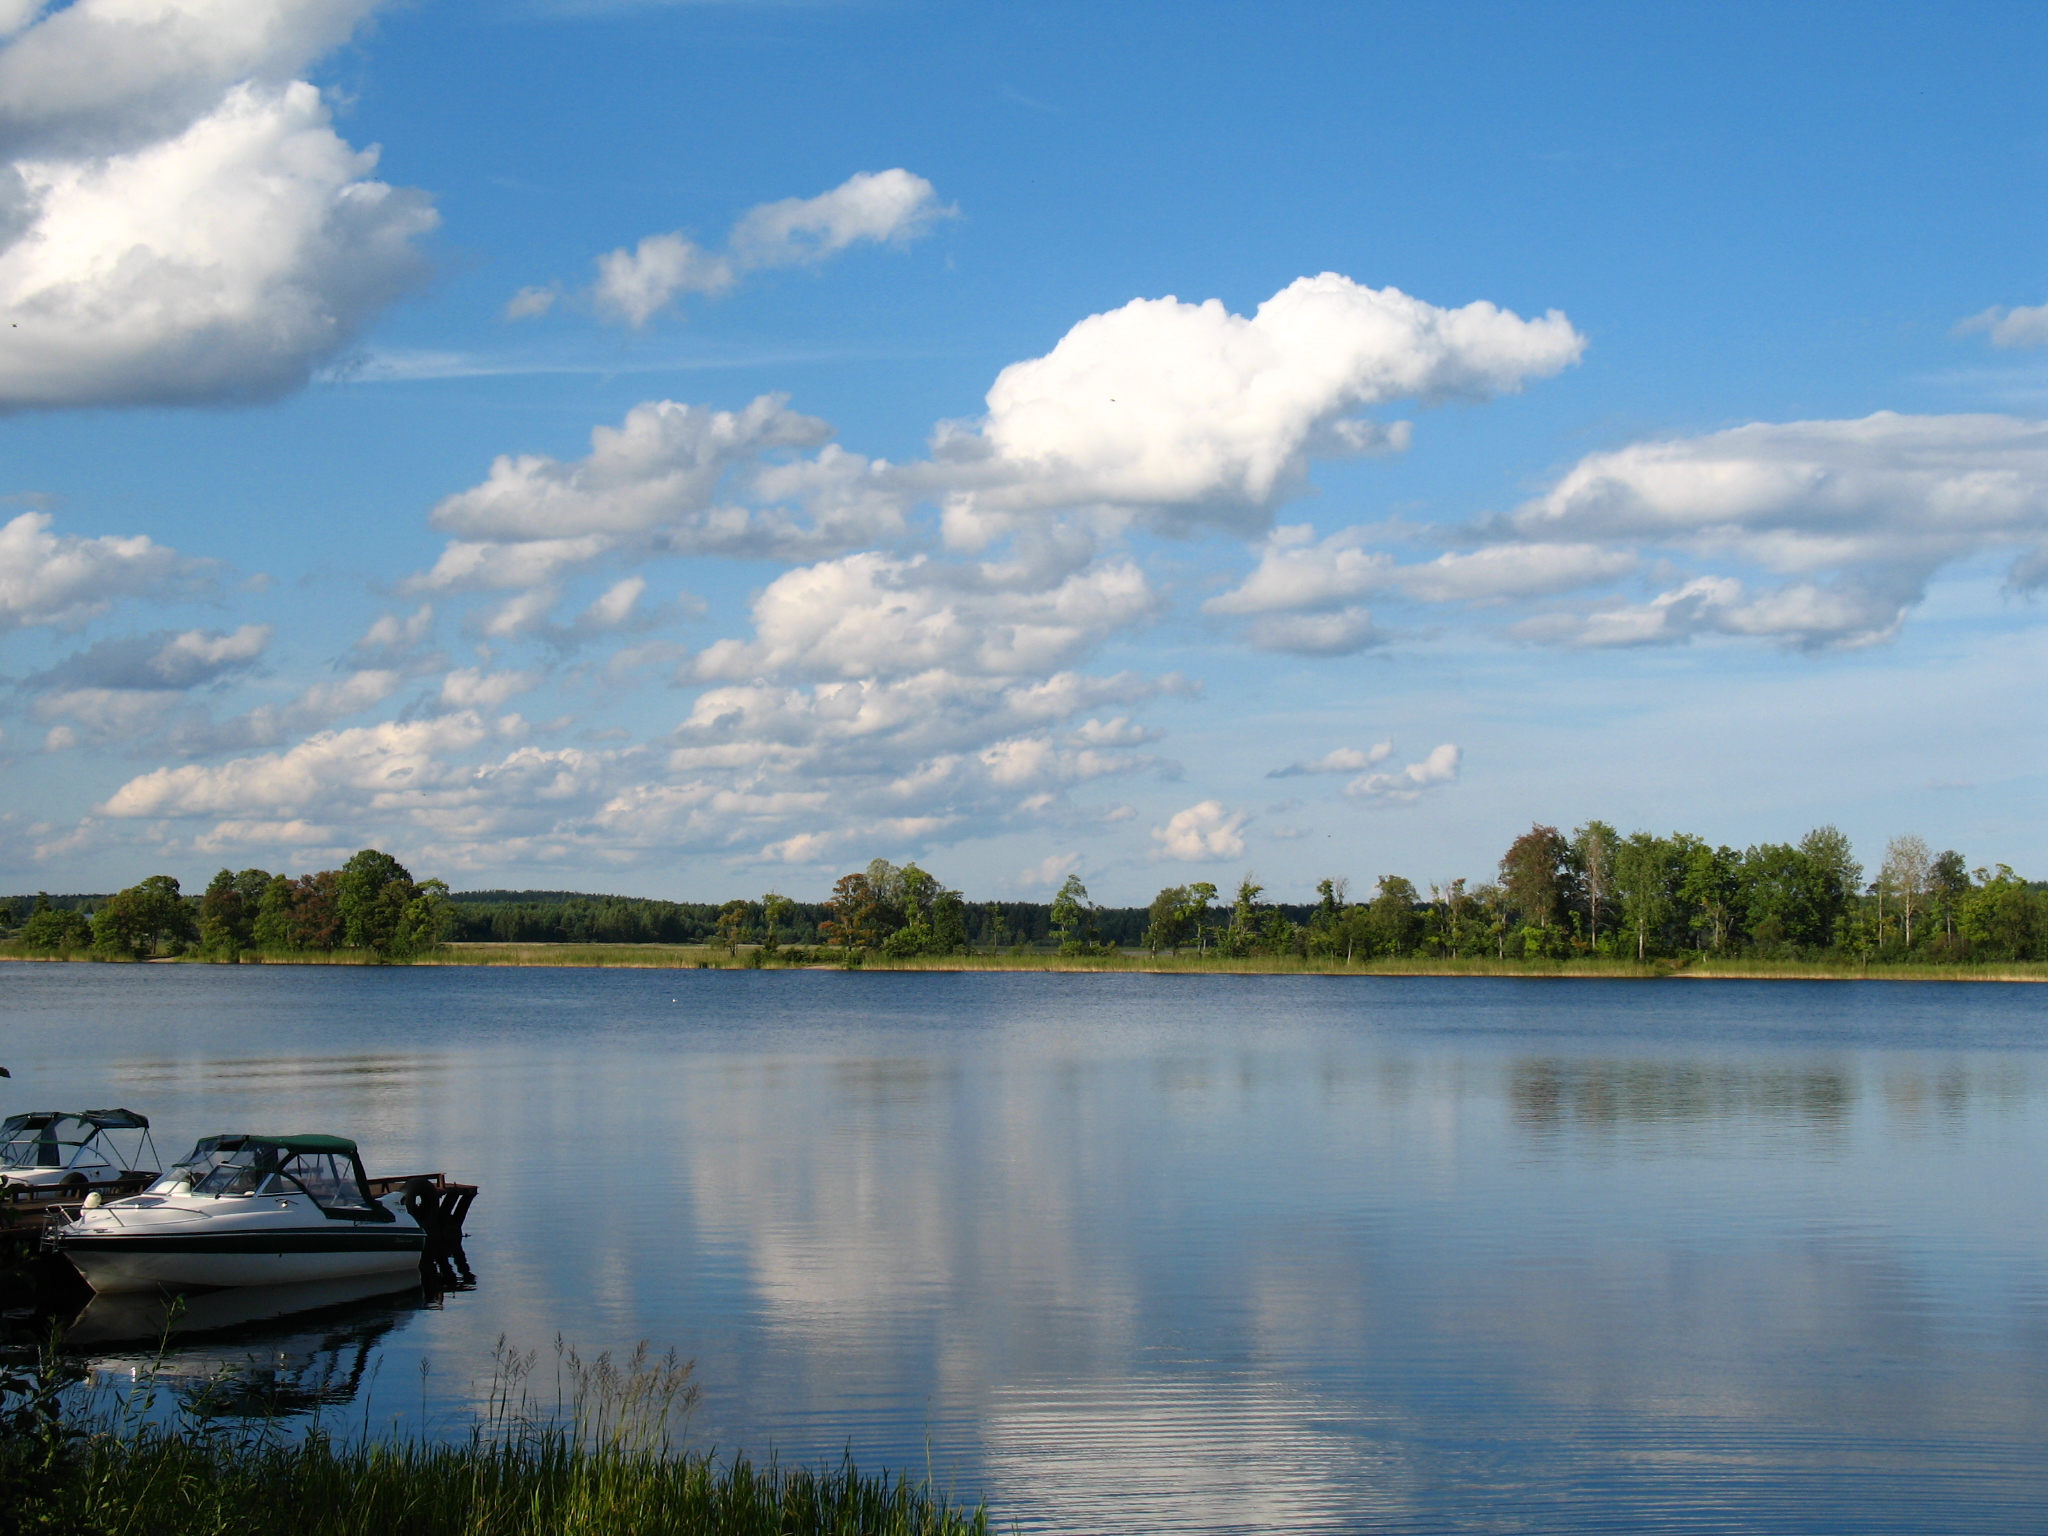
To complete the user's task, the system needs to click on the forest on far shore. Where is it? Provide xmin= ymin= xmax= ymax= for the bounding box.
xmin=4 ymin=821 xmax=2045 ymax=966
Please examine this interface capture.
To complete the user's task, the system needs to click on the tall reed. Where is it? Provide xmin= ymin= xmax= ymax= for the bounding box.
xmin=3 ymin=1337 xmax=989 ymax=1536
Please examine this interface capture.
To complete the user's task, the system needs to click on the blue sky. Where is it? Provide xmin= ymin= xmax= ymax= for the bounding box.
xmin=1 ymin=0 xmax=2044 ymax=902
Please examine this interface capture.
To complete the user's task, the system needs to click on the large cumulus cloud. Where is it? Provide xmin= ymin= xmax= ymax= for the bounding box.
xmin=0 ymin=0 xmax=435 ymax=411
xmin=933 ymin=273 xmax=1585 ymax=547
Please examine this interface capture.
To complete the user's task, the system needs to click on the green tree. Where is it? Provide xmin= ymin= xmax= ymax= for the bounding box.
xmin=1050 ymin=874 xmax=1090 ymax=948
xmin=1500 ymin=825 xmax=1575 ymax=952
xmin=1676 ymin=838 xmax=1739 ymax=953
xmin=198 ymin=866 xmax=269 ymax=959
xmin=1929 ymin=851 xmax=1970 ymax=948
xmin=20 ymin=896 xmax=90 ymax=953
xmin=1880 ymin=834 xmax=1933 ymax=950
xmin=1305 ymin=877 xmax=1350 ymax=958
xmin=715 ymin=900 xmax=752 ymax=954
xmin=1612 ymin=833 xmax=1677 ymax=961
xmin=252 ymin=874 xmax=297 ymax=950
xmin=1800 ymin=825 xmax=1863 ymax=948
xmin=1145 ymin=885 xmax=1191 ymax=954
xmin=1959 ymin=866 xmax=2044 ymax=960
xmin=290 ymin=870 xmax=343 ymax=950
xmin=823 ymin=871 xmax=882 ymax=952
xmin=389 ymin=879 xmax=451 ymax=959
xmin=761 ymin=892 xmax=794 ymax=953
xmin=1570 ymin=821 xmax=1617 ymax=949
xmin=1361 ymin=876 xmax=1421 ymax=957
xmin=1181 ymin=882 xmax=1218 ymax=954
xmin=91 ymin=875 xmax=195 ymax=959
xmin=929 ymin=887 xmax=969 ymax=953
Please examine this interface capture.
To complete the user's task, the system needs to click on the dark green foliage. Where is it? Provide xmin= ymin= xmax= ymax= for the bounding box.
xmin=90 ymin=875 xmax=196 ymax=959
xmin=19 ymin=895 xmax=92 ymax=952
xmin=198 ymin=868 xmax=271 ymax=958
xmin=442 ymin=892 xmax=762 ymax=945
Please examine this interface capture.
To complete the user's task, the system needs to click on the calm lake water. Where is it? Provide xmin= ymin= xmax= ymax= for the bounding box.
xmin=6 ymin=964 xmax=2048 ymax=1532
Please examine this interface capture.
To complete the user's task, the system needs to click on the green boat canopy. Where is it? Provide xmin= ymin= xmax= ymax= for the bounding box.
xmin=201 ymin=1134 xmax=358 ymax=1155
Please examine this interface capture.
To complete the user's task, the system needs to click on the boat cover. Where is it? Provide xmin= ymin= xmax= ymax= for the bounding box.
xmin=0 ymin=1109 xmax=149 ymax=1134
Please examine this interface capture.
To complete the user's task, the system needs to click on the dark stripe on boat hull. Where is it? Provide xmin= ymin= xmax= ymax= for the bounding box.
xmin=54 ymin=1230 xmax=423 ymax=1256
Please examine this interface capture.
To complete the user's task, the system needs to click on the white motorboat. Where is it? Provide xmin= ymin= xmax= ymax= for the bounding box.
xmin=0 ymin=1109 xmax=158 ymax=1197
xmin=49 ymin=1133 xmax=428 ymax=1293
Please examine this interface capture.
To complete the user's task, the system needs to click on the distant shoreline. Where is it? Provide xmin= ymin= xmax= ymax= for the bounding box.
xmin=7 ymin=943 xmax=2042 ymax=982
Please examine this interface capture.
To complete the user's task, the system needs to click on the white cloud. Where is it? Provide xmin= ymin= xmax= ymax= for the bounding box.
xmin=936 ymin=272 xmax=1584 ymax=546
xmin=1346 ymin=743 xmax=1460 ymax=802
xmin=1018 ymin=851 xmax=1081 ymax=889
xmin=1394 ymin=543 xmax=1640 ymax=602
xmin=1205 ymin=525 xmax=1389 ymax=616
xmin=411 ymin=538 xmax=611 ymax=595
xmin=727 ymin=168 xmax=951 ymax=269
xmin=179 ymin=668 xmax=402 ymax=755
xmin=1512 ymin=575 xmax=1908 ymax=651
xmin=428 ymin=395 xmax=830 ymax=543
xmin=437 ymin=668 xmax=539 ymax=711
xmin=411 ymin=395 xmax=910 ymax=592
xmin=0 ymin=0 xmax=383 ymax=153
xmin=0 ymin=37 xmax=435 ymax=411
xmin=1207 ymin=527 xmax=1638 ymax=646
xmin=1243 ymin=607 xmax=1379 ymax=656
xmin=88 ymin=663 xmax=1187 ymax=874
xmin=32 ymin=661 xmax=403 ymax=758
xmin=1150 ymin=800 xmax=1250 ymax=862
xmin=503 ymin=284 xmax=558 ymax=320
xmin=581 ymin=576 xmax=645 ymax=630
xmin=1501 ymin=411 xmax=2048 ymax=647
xmin=546 ymin=169 xmax=949 ymax=329
xmin=0 ymin=511 xmax=199 ymax=629
xmin=591 ymin=232 xmax=734 ymax=327
xmin=349 ymin=604 xmax=436 ymax=665
xmin=1065 ymin=714 xmax=1156 ymax=747
xmin=19 ymin=623 xmax=269 ymax=691
xmin=691 ymin=552 xmax=1157 ymax=682
xmin=1269 ymin=742 xmax=1392 ymax=778
xmin=479 ymin=586 xmax=561 ymax=640
xmin=101 ymin=712 xmax=498 ymax=818
xmin=1954 ymin=304 xmax=2048 ymax=349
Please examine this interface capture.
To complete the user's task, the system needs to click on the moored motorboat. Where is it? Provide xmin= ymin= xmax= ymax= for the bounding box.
xmin=49 ymin=1133 xmax=430 ymax=1294
xmin=0 ymin=1109 xmax=158 ymax=1198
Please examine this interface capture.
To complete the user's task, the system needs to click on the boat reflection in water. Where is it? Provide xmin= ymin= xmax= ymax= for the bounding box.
xmin=64 ymin=1255 xmax=476 ymax=1421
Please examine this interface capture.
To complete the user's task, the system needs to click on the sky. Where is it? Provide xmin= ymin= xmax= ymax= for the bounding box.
xmin=0 ymin=0 xmax=2044 ymax=904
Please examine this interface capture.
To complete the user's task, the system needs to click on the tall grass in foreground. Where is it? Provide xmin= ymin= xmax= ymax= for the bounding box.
xmin=1 ymin=1339 xmax=988 ymax=1536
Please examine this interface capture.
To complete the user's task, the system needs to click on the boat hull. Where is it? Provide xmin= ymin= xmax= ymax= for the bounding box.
xmin=56 ymin=1227 xmax=425 ymax=1293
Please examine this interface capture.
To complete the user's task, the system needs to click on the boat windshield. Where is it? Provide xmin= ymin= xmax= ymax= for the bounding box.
xmin=0 ymin=1115 xmax=110 ymax=1171
xmin=147 ymin=1139 xmax=385 ymax=1217
xmin=276 ymin=1151 xmax=379 ymax=1217
xmin=186 ymin=1144 xmax=286 ymax=1196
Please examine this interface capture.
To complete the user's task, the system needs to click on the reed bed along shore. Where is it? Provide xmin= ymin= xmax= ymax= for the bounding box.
xmin=5 ymin=940 xmax=2044 ymax=981
xmin=10 ymin=1434 xmax=987 ymax=1536
xmin=1 ymin=1341 xmax=989 ymax=1536
xmin=424 ymin=944 xmax=2048 ymax=982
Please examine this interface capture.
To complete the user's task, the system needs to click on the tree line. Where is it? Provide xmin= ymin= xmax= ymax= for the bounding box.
xmin=5 ymin=850 xmax=449 ymax=961
xmin=7 ymin=824 xmax=2041 ymax=966
xmin=1136 ymin=824 xmax=2045 ymax=963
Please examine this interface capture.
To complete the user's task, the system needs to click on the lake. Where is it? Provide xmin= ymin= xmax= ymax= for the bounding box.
xmin=6 ymin=964 xmax=2048 ymax=1532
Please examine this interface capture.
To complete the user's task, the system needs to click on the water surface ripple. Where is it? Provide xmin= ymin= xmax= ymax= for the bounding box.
xmin=6 ymin=966 xmax=2046 ymax=1533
